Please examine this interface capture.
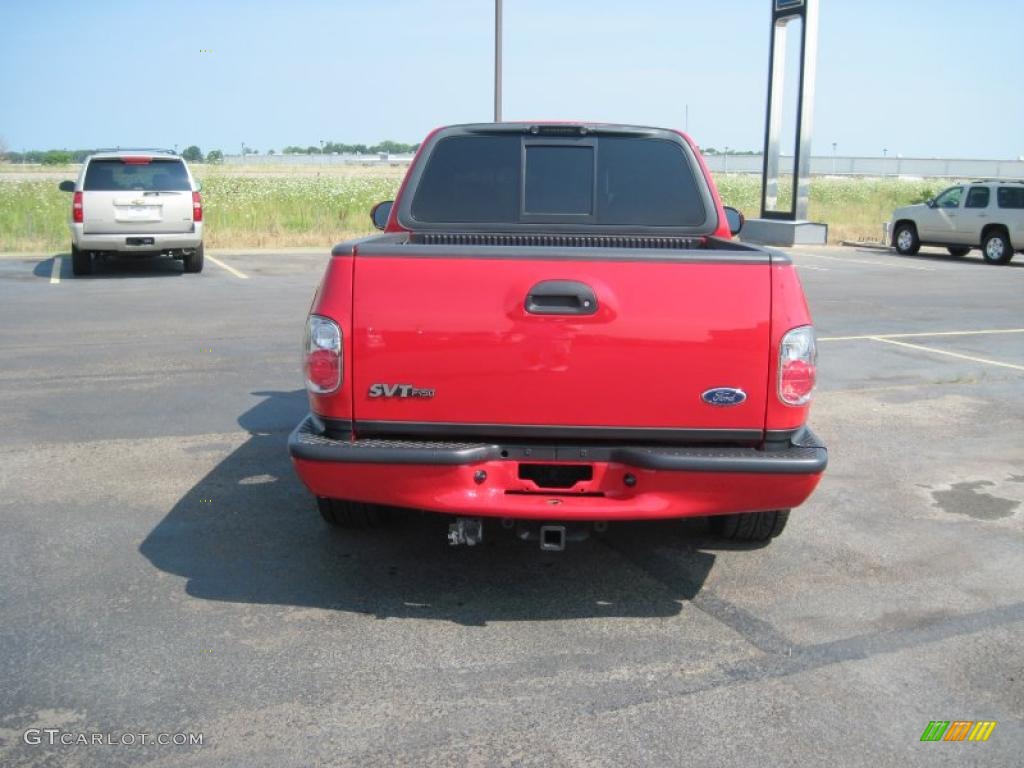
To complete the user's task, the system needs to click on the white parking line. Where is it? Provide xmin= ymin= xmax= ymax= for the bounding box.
xmin=820 ymin=328 xmax=1024 ymax=342
xmin=798 ymin=252 xmax=934 ymax=271
xmin=206 ymin=255 xmax=248 ymax=279
xmin=868 ymin=336 xmax=1024 ymax=372
xmin=49 ymin=257 xmax=61 ymax=284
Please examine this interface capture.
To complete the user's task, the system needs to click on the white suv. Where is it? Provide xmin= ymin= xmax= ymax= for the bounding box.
xmin=59 ymin=150 xmax=204 ymax=275
xmin=890 ymin=180 xmax=1024 ymax=265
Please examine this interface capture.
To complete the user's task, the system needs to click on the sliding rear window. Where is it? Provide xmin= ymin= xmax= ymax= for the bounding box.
xmin=409 ymin=134 xmax=706 ymax=227
xmin=84 ymin=158 xmax=190 ymax=192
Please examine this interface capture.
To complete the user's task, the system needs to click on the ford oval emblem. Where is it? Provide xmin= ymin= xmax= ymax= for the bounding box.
xmin=701 ymin=388 xmax=747 ymax=407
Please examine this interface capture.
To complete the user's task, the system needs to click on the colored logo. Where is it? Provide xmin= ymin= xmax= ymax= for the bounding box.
xmin=701 ymin=387 xmax=747 ymax=407
xmin=920 ymin=721 xmax=997 ymax=742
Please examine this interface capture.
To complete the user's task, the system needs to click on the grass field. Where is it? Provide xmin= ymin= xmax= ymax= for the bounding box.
xmin=0 ymin=163 xmax=944 ymax=252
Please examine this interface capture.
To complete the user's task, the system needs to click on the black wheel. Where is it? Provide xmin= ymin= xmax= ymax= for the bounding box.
xmin=981 ymin=230 xmax=1013 ymax=265
xmin=893 ymin=223 xmax=920 ymax=255
xmin=183 ymin=243 xmax=204 ymax=273
xmin=317 ymin=497 xmax=388 ymax=529
xmin=71 ymin=244 xmax=92 ymax=276
xmin=947 ymin=246 xmax=970 ymax=257
xmin=713 ymin=510 xmax=789 ymax=542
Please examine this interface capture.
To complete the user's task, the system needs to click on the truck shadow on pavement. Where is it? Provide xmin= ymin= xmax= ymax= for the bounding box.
xmin=139 ymin=390 xmax=751 ymax=626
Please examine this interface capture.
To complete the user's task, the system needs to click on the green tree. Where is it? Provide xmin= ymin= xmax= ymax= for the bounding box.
xmin=205 ymin=149 xmax=224 ymax=164
xmin=42 ymin=150 xmax=72 ymax=165
xmin=368 ymin=140 xmax=417 ymax=155
xmin=182 ymin=145 xmax=203 ymax=162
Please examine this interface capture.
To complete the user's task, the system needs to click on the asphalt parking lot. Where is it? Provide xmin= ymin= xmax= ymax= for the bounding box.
xmin=0 ymin=244 xmax=1021 ymax=767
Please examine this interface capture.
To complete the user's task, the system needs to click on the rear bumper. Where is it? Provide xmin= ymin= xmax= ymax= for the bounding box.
xmin=71 ymin=223 xmax=202 ymax=252
xmin=288 ymin=415 xmax=827 ymax=521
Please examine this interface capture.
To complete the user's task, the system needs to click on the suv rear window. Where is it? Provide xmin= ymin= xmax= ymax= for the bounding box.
xmin=997 ymin=186 xmax=1024 ymax=209
xmin=84 ymin=158 xmax=190 ymax=192
xmin=409 ymin=134 xmax=706 ymax=227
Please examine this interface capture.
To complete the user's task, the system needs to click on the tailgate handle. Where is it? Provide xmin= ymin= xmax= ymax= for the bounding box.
xmin=525 ymin=280 xmax=598 ymax=316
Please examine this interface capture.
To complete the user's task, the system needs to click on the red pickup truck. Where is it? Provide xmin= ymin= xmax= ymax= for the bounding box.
xmin=289 ymin=123 xmax=826 ymax=549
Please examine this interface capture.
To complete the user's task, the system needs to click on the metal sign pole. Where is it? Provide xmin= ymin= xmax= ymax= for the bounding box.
xmin=745 ymin=0 xmax=827 ymax=245
xmin=759 ymin=0 xmax=819 ymax=221
xmin=494 ymin=0 xmax=503 ymax=122
xmin=793 ymin=0 xmax=819 ymax=220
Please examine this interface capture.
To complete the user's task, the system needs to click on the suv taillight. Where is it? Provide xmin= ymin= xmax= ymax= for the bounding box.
xmin=72 ymin=191 xmax=83 ymax=223
xmin=192 ymin=191 xmax=203 ymax=222
xmin=304 ymin=315 xmax=342 ymax=394
xmin=778 ymin=325 xmax=817 ymax=406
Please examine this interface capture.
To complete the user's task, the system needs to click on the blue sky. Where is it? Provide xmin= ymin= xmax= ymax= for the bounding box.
xmin=2 ymin=0 xmax=1022 ymax=159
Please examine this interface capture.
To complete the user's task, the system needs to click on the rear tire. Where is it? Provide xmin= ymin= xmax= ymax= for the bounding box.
xmin=893 ymin=223 xmax=920 ymax=255
xmin=981 ymin=230 xmax=1012 ymax=265
xmin=71 ymin=244 xmax=92 ymax=276
xmin=947 ymin=246 xmax=970 ymax=257
xmin=713 ymin=510 xmax=789 ymax=542
xmin=317 ymin=497 xmax=388 ymax=529
xmin=183 ymin=243 xmax=204 ymax=273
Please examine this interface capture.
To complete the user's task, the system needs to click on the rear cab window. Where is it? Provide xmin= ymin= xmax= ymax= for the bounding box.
xmin=405 ymin=128 xmax=710 ymax=231
xmin=997 ymin=186 xmax=1024 ymax=209
xmin=84 ymin=158 xmax=191 ymax=191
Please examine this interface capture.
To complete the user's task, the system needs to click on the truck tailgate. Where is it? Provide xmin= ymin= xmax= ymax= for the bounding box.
xmin=351 ymin=245 xmax=770 ymax=436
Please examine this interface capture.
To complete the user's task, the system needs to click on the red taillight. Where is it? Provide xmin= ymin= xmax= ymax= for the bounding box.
xmin=778 ymin=326 xmax=817 ymax=406
xmin=192 ymin=191 xmax=203 ymax=222
xmin=304 ymin=315 xmax=342 ymax=394
xmin=72 ymin=191 xmax=83 ymax=223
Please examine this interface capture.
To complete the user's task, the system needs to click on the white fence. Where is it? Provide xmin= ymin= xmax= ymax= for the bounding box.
xmin=223 ymin=153 xmax=415 ymax=167
xmin=701 ymin=154 xmax=1024 ymax=179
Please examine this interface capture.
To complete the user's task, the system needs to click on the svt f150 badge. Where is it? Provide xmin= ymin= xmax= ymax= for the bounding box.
xmin=368 ymin=383 xmax=436 ymax=399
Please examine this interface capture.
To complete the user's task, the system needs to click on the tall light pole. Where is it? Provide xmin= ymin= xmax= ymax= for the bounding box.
xmin=494 ymin=0 xmax=503 ymax=122
xmin=832 ymin=141 xmax=837 ymax=175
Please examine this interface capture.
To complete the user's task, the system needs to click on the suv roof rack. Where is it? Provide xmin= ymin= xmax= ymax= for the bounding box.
xmin=92 ymin=147 xmax=178 ymax=155
xmin=969 ymin=178 xmax=1024 ymax=184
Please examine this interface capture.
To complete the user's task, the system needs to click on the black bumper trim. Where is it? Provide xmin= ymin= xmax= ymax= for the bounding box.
xmin=289 ymin=415 xmax=827 ymax=475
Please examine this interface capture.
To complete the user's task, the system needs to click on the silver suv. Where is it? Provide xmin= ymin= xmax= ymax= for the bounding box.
xmin=890 ymin=180 xmax=1024 ymax=264
xmin=59 ymin=150 xmax=204 ymax=275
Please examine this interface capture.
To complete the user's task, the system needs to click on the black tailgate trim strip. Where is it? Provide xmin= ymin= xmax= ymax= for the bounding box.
xmin=354 ymin=241 xmax=774 ymax=265
xmin=351 ymin=419 xmax=763 ymax=444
